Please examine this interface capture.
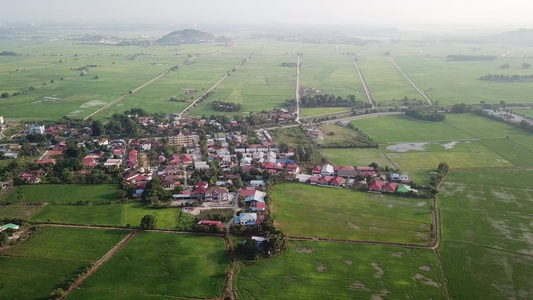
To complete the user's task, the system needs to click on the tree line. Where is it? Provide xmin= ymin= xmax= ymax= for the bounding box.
xmin=479 ymin=73 xmax=533 ymax=82
xmin=404 ymin=108 xmax=446 ymax=122
xmin=446 ymin=55 xmax=496 ymax=61
xmin=285 ymin=94 xmax=371 ymax=109
xmin=211 ymin=101 xmax=242 ymax=112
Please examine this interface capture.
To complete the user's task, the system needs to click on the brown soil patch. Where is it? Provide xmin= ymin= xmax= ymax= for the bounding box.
xmin=372 ymin=262 xmax=384 ymax=278
xmin=419 ymin=265 xmax=431 ymax=271
xmin=414 ymin=273 xmax=441 ymax=287
xmin=348 ymin=222 xmax=360 ymax=230
xmin=391 ymin=252 xmax=403 ymax=258
xmin=296 ymin=248 xmax=313 ymax=253
xmin=286 ymin=276 xmax=296 ymax=282
xmin=345 ymin=259 xmax=353 ymax=265
xmin=316 ymin=262 xmax=327 ymax=272
xmin=350 ymin=281 xmax=370 ymax=291
xmin=372 ymin=295 xmax=384 ymax=300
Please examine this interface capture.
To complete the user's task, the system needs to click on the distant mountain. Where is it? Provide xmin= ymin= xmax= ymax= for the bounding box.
xmin=488 ymin=29 xmax=533 ymax=46
xmin=155 ymin=29 xmax=214 ymax=45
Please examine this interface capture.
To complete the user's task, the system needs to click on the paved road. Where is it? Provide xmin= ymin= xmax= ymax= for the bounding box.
xmin=295 ymin=55 xmax=301 ymax=123
xmin=352 ymin=56 xmax=376 ymax=108
xmin=387 ymin=56 xmax=432 ymax=105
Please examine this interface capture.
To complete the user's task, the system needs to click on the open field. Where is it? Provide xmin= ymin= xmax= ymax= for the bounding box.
xmin=316 ymin=123 xmax=373 ymax=148
xmin=299 ymin=56 xmax=365 ymax=97
xmin=78 ymin=232 xmax=229 ymax=299
xmin=395 ymin=56 xmax=533 ymax=105
xmin=0 ymin=203 xmax=43 ymax=219
xmin=0 ymin=226 xmax=127 ymax=300
xmin=351 ymin=114 xmax=474 ymax=143
xmin=439 ymin=169 xmax=533 ymax=299
xmin=300 ymin=106 xmax=350 ymax=117
xmin=481 ymin=139 xmax=533 ymax=166
xmin=237 ymin=241 xmax=446 ymax=300
xmin=320 ymin=148 xmax=395 ymax=169
xmin=357 ymin=56 xmax=421 ymax=102
xmin=28 ymin=202 xmax=189 ymax=229
xmin=445 ymin=113 xmax=533 ymax=151
xmin=515 ymin=109 xmax=533 ymax=118
xmin=190 ymin=56 xmax=296 ymax=116
xmin=2 ymin=184 xmax=119 ymax=204
xmin=271 ymin=183 xmax=432 ymax=244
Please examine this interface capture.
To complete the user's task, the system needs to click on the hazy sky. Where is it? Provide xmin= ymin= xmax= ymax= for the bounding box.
xmin=1 ymin=0 xmax=533 ymax=28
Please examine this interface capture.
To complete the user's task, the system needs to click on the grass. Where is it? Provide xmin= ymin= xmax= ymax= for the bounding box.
xmin=300 ymin=107 xmax=351 ymax=117
xmin=481 ymin=139 xmax=533 ymax=166
xmin=351 ymin=114 xmax=474 ymax=143
xmin=30 ymin=203 xmax=123 ymax=226
xmin=2 ymin=184 xmax=119 ymax=204
xmin=438 ymin=169 xmax=533 ymax=299
xmin=79 ymin=232 xmax=229 ymax=299
xmin=320 ymin=148 xmax=395 ymax=168
xmin=515 ymin=109 xmax=533 ymax=118
xmin=0 ymin=226 xmax=127 ymax=300
xmin=445 ymin=113 xmax=533 ymax=151
xmin=123 ymin=202 xmax=180 ymax=229
xmin=271 ymin=183 xmax=432 ymax=244
xmin=236 ymin=241 xmax=446 ymax=300
xmin=3 ymin=226 xmax=129 ymax=261
xmin=68 ymin=289 xmax=181 ymax=300
xmin=316 ymin=123 xmax=374 ymax=148
xmin=0 ymin=204 xmax=43 ymax=219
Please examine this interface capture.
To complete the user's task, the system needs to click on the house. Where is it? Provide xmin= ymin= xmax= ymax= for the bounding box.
xmin=205 ymin=187 xmax=229 ymax=202
xmin=318 ymin=175 xmax=334 ymax=185
xmin=82 ymin=155 xmax=100 ymax=168
xmin=320 ymin=164 xmax=335 ymax=176
xmin=0 ymin=223 xmax=20 ymax=232
xmin=244 ymin=191 xmax=266 ymax=205
xmin=28 ymin=123 xmax=45 ymax=134
xmin=98 ymin=138 xmax=109 ymax=146
xmin=181 ymin=155 xmax=193 ymax=165
xmin=335 ymin=166 xmax=357 ymax=178
xmin=399 ymin=174 xmax=410 ymax=183
xmin=169 ymin=154 xmax=181 ymax=165
xmin=240 ymin=188 xmax=258 ymax=197
xmin=296 ymin=174 xmax=312 ymax=183
xmin=330 ymin=176 xmax=345 ymax=186
xmin=192 ymin=181 xmax=209 ymax=199
xmin=20 ymin=171 xmax=40 ymax=184
xmin=194 ymin=161 xmax=210 ymax=170
xmin=357 ymin=166 xmax=377 ymax=176
xmin=390 ymin=173 xmax=410 ymax=183
xmin=103 ymin=158 xmax=122 ymax=167
xmin=383 ymin=182 xmax=397 ymax=193
xmin=249 ymin=180 xmax=266 ymax=188
xmin=368 ymin=180 xmax=385 ymax=192
xmin=169 ymin=131 xmax=194 ymax=147
xmin=197 ymin=220 xmax=224 ymax=230
xmin=310 ymin=176 xmax=320 ymax=185
xmin=252 ymin=202 xmax=266 ymax=212
xmin=141 ymin=140 xmax=152 ymax=151
xmin=397 ymin=184 xmax=412 ymax=193
xmin=234 ymin=213 xmax=257 ymax=226
xmin=390 ymin=173 xmax=400 ymax=181
xmin=286 ymin=164 xmax=300 ymax=174
xmin=36 ymin=159 xmax=56 ymax=165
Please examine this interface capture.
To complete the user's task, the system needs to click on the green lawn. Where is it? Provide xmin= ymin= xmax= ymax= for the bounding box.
xmin=301 ymin=107 xmax=351 ymax=118
xmin=316 ymin=123 xmax=374 ymax=148
xmin=481 ymin=139 xmax=533 ymax=166
xmin=3 ymin=184 xmax=119 ymax=204
xmin=78 ymin=232 xmax=229 ymax=299
xmin=351 ymin=114 xmax=474 ymax=143
xmin=438 ymin=169 xmax=533 ymax=299
xmin=237 ymin=241 xmax=446 ymax=300
xmin=271 ymin=183 xmax=432 ymax=244
xmin=123 ymin=202 xmax=180 ymax=229
xmin=515 ymin=109 xmax=533 ymax=118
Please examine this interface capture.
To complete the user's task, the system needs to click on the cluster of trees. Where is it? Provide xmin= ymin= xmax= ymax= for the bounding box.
xmin=234 ymin=228 xmax=288 ymax=260
xmin=451 ymin=103 xmax=473 ymax=113
xmin=211 ymin=101 xmax=242 ymax=112
xmin=404 ymin=108 xmax=446 ymax=122
xmin=280 ymin=62 xmax=297 ymax=67
xmin=479 ymin=73 xmax=533 ymax=82
xmin=446 ymin=55 xmax=496 ymax=61
xmin=141 ymin=176 xmax=173 ymax=203
xmin=0 ymin=51 xmax=16 ymax=56
xmin=430 ymin=162 xmax=449 ymax=188
xmin=285 ymin=94 xmax=370 ymax=109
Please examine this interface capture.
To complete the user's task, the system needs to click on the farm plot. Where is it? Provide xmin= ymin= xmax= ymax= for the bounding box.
xmin=271 ymin=183 xmax=432 ymax=244
xmin=351 ymin=114 xmax=474 ymax=143
xmin=320 ymin=148 xmax=395 ymax=169
xmin=190 ymin=56 xmax=296 ymax=115
xmin=481 ymin=139 xmax=533 ymax=166
xmin=394 ymin=57 xmax=533 ymax=105
xmin=515 ymin=109 xmax=533 ymax=118
xmin=0 ymin=226 xmax=128 ymax=300
xmin=236 ymin=241 xmax=446 ymax=300
xmin=0 ymin=204 xmax=43 ymax=219
xmin=261 ymin=40 xmax=301 ymax=56
xmin=123 ymin=202 xmax=180 ymax=229
xmin=438 ymin=169 xmax=533 ymax=299
xmin=98 ymin=56 xmax=242 ymax=118
xmin=299 ymin=56 xmax=365 ymax=97
xmin=316 ymin=123 xmax=375 ymax=148
xmin=445 ymin=113 xmax=533 ymax=151
xmin=3 ymin=184 xmax=119 ymax=204
xmin=30 ymin=203 xmax=123 ymax=226
xmin=356 ymin=56 xmax=421 ymax=102
xmin=385 ymin=141 xmax=512 ymax=184
xmin=301 ymin=106 xmax=351 ymax=118
xmin=77 ymin=232 xmax=229 ymax=299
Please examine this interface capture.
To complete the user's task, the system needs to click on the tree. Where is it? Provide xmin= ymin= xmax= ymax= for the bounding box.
xmin=50 ymin=288 xmax=65 ymax=299
xmin=0 ymin=92 xmax=9 ymax=98
xmin=236 ymin=238 xmax=261 ymax=260
xmin=522 ymin=62 xmax=531 ymax=69
xmin=140 ymin=214 xmax=156 ymax=229
xmin=437 ymin=162 xmax=449 ymax=174
xmin=17 ymin=193 xmax=25 ymax=204
xmin=0 ymin=231 xmax=9 ymax=246
xmin=500 ymin=63 xmax=510 ymax=69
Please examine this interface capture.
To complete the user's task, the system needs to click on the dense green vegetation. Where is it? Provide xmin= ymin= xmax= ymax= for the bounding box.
xmin=3 ymin=184 xmax=119 ymax=204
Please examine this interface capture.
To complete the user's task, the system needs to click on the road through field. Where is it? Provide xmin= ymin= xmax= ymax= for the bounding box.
xmin=387 ymin=56 xmax=432 ymax=105
xmin=295 ymin=55 xmax=301 ymax=123
xmin=352 ymin=56 xmax=376 ymax=108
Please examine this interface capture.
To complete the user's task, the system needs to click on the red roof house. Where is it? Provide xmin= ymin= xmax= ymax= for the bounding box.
xmin=311 ymin=165 xmax=321 ymax=174
xmin=330 ymin=176 xmax=345 ymax=186
xmin=36 ymin=159 xmax=56 ymax=165
xmin=197 ymin=220 xmax=224 ymax=229
xmin=383 ymin=182 xmax=397 ymax=193
xmin=368 ymin=180 xmax=385 ymax=192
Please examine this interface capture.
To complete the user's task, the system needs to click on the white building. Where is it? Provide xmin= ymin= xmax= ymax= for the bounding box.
xmin=28 ymin=123 xmax=45 ymax=135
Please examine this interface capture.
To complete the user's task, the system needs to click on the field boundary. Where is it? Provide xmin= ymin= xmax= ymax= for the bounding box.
xmin=387 ymin=56 xmax=432 ymax=105
xmin=59 ymin=230 xmax=139 ymax=299
xmin=352 ymin=56 xmax=376 ymax=108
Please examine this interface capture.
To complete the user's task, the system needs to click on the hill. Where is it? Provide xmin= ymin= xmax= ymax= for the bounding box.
xmin=155 ymin=29 xmax=215 ymax=45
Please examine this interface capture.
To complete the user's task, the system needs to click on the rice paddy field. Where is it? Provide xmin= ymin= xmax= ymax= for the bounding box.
xmin=74 ymin=232 xmax=229 ymax=299
xmin=236 ymin=241 xmax=446 ymax=300
xmin=2 ymin=184 xmax=119 ymax=204
xmin=438 ymin=169 xmax=533 ymax=299
xmin=271 ymin=183 xmax=432 ymax=244
xmin=0 ymin=226 xmax=129 ymax=300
